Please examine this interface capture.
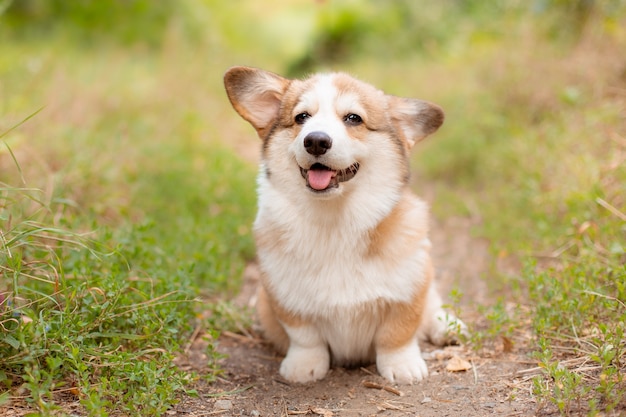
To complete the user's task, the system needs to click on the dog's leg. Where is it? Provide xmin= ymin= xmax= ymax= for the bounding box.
xmin=258 ymin=286 xmax=330 ymax=383
xmin=279 ymin=324 xmax=330 ymax=383
xmin=376 ymin=336 xmax=428 ymax=384
xmin=375 ymin=313 xmax=427 ymax=384
xmin=257 ymin=286 xmax=290 ymax=355
xmin=374 ymin=295 xmax=429 ymax=384
xmin=417 ymin=285 xmax=468 ymax=346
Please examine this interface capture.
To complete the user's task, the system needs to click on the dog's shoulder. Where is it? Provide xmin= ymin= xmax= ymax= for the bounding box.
xmin=367 ymin=189 xmax=430 ymax=258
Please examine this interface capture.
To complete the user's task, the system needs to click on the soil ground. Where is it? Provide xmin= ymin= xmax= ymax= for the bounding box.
xmin=172 ymin=216 xmax=544 ymax=417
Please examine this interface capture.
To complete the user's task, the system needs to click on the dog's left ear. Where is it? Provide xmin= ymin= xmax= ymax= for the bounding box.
xmin=389 ymin=97 xmax=445 ymax=149
xmin=224 ymin=66 xmax=290 ymax=139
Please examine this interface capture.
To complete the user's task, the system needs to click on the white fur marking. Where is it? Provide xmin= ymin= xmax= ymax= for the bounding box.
xmin=280 ymin=325 xmax=330 ymax=383
xmin=377 ymin=341 xmax=428 ymax=384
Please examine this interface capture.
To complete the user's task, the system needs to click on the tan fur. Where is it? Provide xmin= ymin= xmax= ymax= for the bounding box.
xmin=375 ymin=261 xmax=434 ymax=352
xmin=256 ymin=285 xmax=290 ymax=355
xmin=367 ymin=190 xmax=427 ymax=259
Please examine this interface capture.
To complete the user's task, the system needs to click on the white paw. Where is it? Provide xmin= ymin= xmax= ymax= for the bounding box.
xmin=376 ymin=343 xmax=428 ymax=384
xmin=428 ymin=310 xmax=468 ymax=346
xmin=279 ymin=345 xmax=330 ymax=383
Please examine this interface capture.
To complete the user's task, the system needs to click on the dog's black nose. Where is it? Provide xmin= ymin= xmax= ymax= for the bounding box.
xmin=303 ymin=131 xmax=332 ymax=156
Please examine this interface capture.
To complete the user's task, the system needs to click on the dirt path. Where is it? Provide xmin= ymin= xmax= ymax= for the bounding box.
xmin=173 ymin=216 xmax=541 ymax=416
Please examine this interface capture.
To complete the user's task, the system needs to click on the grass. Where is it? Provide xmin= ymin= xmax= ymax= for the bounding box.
xmin=1 ymin=29 xmax=257 ymax=415
xmin=0 ymin=138 xmax=255 ymax=414
xmin=1 ymin=1 xmax=625 ymax=415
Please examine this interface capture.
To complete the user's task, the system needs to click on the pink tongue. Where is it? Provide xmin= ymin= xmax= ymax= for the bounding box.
xmin=307 ymin=169 xmax=334 ymax=190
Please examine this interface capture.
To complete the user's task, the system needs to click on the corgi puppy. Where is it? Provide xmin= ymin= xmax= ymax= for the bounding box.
xmin=224 ymin=66 xmax=465 ymax=384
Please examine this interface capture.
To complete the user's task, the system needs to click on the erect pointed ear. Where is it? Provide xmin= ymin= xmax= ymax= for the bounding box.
xmin=388 ymin=96 xmax=445 ymax=149
xmin=224 ymin=66 xmax=290 ymax=139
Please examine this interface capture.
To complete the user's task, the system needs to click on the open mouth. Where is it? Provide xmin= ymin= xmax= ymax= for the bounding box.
xmin=299 ymin=162 xmax=360 ymax=192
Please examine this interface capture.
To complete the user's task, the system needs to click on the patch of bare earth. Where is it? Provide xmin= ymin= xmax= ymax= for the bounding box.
xmin=172 ymin=216 xmax=541 ymax=417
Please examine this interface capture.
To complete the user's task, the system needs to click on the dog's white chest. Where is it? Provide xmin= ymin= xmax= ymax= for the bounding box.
xmin=255 ymin=187 xmax=430 ymax=317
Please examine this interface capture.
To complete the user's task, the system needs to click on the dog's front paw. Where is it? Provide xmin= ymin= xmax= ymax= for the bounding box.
xmin=280 ymin=345 xmax=330 ymax=383
xmin=376 ymin=343 xmax=428 ymax=384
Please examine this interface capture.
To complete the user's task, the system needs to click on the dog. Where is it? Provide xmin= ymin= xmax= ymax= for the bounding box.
xmin=224 ymin=66 xmax=466 ymax=384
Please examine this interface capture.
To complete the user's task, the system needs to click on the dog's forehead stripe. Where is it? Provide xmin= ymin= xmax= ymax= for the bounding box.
xmin=316 ymin=74 xmax=339 ymax=105
xmin=295 ymin=74 xmax=368 ymax=119
xmin=333 ymin=74 xmax=390 ymax=128
xmin=335 ymin=91 xmax=365 ymax=118
xmin=297 ymin=75 xmax=338 ymax=114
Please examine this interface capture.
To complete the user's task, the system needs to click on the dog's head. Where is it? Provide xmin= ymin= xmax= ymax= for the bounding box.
xmin=224 ymin=66 xmax=443 ymax=198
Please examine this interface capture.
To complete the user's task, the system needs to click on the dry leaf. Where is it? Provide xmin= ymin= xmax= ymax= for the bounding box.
xmin=446 ymin=355 xmax=472 ymax=372
xmin=502 ymin=335 xmax=514 ymax=353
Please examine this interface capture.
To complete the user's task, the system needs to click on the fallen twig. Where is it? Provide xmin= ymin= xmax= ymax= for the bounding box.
xmin=221 ymin=330 xmax=263 ymax=343
xmin=195 ymin=410 xmax=230 ymax=416
xmin=287 ymin=406 xmax=338 ymax=416
xmin=273 ymin=377 xmax=292 ymax=386
xmin=582 ymin=290 xmax=626 ymax=310
xmin=515 ymin=356 xmax=589 ymax=376
xmin=359 ymin=367 xmax=376 ymax=376
xmin=205 ymin=384 xmax=254 ymax=398
xmin=361 ymin=381 xmax=404 ymax=396
xmin=184 ymin=322 xmax=203 ymax=354
xmin=596 ymin=197 xmax=626 ymax=222
xmin=471 ymin=359 xmax=478 ymax=384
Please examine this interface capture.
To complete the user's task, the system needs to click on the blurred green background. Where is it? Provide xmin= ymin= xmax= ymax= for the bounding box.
xmin=1 ymin=0 xmax=625 ymax=415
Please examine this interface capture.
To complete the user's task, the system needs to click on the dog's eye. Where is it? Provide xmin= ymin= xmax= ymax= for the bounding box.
xmin=344 ymin=113 xmax=363 ymax=126
xmin=295 ymin=112 xmax=311 ymax=125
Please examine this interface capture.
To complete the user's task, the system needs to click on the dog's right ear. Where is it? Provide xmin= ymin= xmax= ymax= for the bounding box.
xmin=388 ymin=96 xmax=445 ymax=149
xmin=224 ymin=66 xmax=290 ymax=139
